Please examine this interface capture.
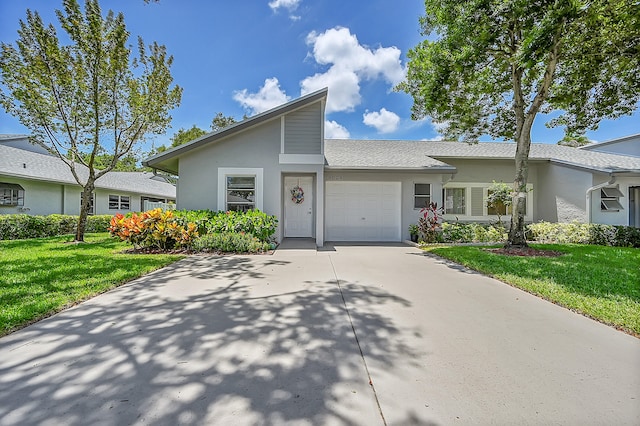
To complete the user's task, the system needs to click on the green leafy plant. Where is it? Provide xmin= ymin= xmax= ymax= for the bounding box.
xmin=192 ymin=232 xmax=270 ymax=253
xmin=527 ymin=221 xmax=640 ymax=248
xmin=0 ymin=214 xmax=112 ymax=240
xmin=173 ymin=209 xmax=278 ymax=242
xmin=486 ymin=181 xmax=512 ymax=227
xmin=439 ymin=222 xmax=507 ymax=243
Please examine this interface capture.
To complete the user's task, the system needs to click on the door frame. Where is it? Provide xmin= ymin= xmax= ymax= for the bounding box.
xmin=282 ymin=174 xmax=316 ymax=238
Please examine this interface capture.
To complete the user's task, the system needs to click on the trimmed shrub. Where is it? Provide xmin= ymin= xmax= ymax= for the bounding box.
xmin=526 ymin=221 xmax=640 ymax=248
xmin=86 ymin=215 xmax=113 ymax=233
xmin=0 ymin=214 xmax=112 ymax=240
xmin=192 ymin=232 xmax=270 ymax=253
xmin=439 ymin=222 xmax=507 ymax=243
xmin=174 ymin=209 xmax=278 ymax=242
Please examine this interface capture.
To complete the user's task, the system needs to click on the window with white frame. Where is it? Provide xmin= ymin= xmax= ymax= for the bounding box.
xmin=600 ymin=186 xmax=624 ymax=212
xmin=414 ymin=183 xmax=431 ymax=209
xmin=109 ymin=194 xmax=130 ymax=210
xmin=0 ymin=183 xmax=24 ymax=206
xmin=226 ymin=176 xmax=256 ymax=211
xmin=441 ymin=182 xmax=533 ymax=219
xmin=443 ymin=187 xmax=466 ymax=215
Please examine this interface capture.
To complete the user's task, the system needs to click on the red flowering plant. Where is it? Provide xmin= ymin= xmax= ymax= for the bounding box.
xmin=418 ymin=201 xmax=444 ymax=243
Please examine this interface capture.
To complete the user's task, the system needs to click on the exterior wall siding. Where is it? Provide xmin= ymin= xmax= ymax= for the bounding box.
xmin=283 ymin=103 xmax=322 ymax=154
xmin=591 ymin=176 xmax=640 ymax=226
xmin=177 ymin=118 xmax=324 ymax=243
xmin=0 ymin=175 xmax=166 ymax=217
xmin=583 ymin=136 xmax=640 ymax=157
xmin=0 ymin=176 xmax=64 ymax=215
xmin=536 ymin=164 xmax=590 ymax=223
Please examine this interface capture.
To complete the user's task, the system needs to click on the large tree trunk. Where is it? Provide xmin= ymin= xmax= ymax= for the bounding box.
xmin=507 ymin=131 xmax=532 ymax=247
xmin=76 ymin=183 xmax=94 ymax=242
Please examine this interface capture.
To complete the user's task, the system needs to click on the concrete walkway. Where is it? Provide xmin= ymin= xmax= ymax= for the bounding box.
xmin=0 ymin=244 xmax=638 ymax=425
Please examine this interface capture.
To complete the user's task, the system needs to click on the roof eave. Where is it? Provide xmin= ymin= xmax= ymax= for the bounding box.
xmin=325 ymin=166 xmax=457 ymax=173
xmin=550 ymin=158 xmax=640 ymax=175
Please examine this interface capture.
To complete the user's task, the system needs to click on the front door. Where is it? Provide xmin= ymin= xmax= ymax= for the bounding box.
xmin=284 ymin=176 xmax=314 ymax=237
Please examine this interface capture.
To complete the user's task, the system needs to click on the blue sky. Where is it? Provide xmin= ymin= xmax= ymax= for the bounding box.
xmin=0 ymin=0 xmax=638 ymax=152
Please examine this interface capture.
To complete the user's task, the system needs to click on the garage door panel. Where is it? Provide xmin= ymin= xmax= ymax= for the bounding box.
xmin=326 ymin=181 xmax=401 ymax=242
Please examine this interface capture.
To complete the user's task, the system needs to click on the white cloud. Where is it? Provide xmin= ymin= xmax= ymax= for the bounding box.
xmin=362 ymin=108 xmax=400 ymax=134
xmin=300 ymin=27 xmax=405 ymax=113
xmin=324 ymin=120 xmax=350 ymax=139
xmin=233 ymin=77 xmax=291 ymax=115
xmin=301 ymin=68 xmax=360 ymax=113
xmin=268 ymin=0 xmax=301 ymax=20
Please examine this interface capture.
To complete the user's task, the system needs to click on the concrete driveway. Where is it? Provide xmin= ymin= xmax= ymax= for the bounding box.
xmin=1 ymin=243 xmax=638 ymax=425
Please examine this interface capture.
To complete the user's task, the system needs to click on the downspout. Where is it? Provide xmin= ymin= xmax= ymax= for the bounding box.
xmin=586 ymin=174 xmax=616 ymax=223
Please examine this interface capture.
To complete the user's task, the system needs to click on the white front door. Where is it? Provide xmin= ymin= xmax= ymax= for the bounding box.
xmin=284 ymin=176 xmax=314 ymax=237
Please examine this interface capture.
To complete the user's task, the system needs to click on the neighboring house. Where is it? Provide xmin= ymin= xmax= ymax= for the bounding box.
xmin=0 ymin=135 xmax=176 ymax=216
xmin=144 ymin=88 xmax=640 ymax=246
xmin=579 ymin=133 xmax=640 ymax=157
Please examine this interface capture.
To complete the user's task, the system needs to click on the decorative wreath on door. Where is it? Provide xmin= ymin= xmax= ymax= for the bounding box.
xmin=290 ymin=185 xmax=304 ymax=204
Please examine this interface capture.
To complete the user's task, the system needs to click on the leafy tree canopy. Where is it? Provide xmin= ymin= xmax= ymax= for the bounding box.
xmin=399 ymin=0 xmax=639 ymax=246
xmin=211 ymin=112 xmax=238 ymax=132
xmin=169 ymin=125 xmax=208 ymax=147
xmin=400 ymin=0 xmax=639 ymax=141
xmin=153 ymin=113 xmax=238 ymax=153
xmin=0 ymin=0 xmax=182 ymax=240
xmin=557 ymin=133 xmax=590 ymax=147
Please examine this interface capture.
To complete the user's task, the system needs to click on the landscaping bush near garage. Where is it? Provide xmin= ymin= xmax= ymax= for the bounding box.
xmin=439 ymin=222 xmax=508 ymax=243
xmin=527 ymin=221 xmax=640 ymax=248
xmin=416 ymin=220 xmax=640 ymax=247
xmin=192 ymin=232 xmax=270 ymax=253
xmin=111 ymin=208 xmax=277 ymax=253
xmin=0 ymin=214 xmax=112 ymax=240
xmin=173 ymin=209 xmax=278 ymax=242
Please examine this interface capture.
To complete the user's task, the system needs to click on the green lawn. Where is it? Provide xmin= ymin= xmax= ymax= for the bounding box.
xmin=424 ymin=244 xmax=640 ymax=336
xmin=0 ymin=234 xmax=183 ymax=336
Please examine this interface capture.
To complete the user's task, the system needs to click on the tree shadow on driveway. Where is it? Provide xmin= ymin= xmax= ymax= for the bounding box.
xmin=0 ymin=255 xmax=425 ymax=425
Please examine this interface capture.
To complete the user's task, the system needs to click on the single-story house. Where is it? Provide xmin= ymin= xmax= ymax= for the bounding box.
xmin=0 ymin=135 xmax=176 ymax=216
xmin=144 ymin=88 xmax=640 ymax=246
xmin=579 ymin=133 xmax=640 ymax=157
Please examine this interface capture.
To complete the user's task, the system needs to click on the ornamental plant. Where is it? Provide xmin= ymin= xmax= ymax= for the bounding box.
xmin=486 ymin=181 xmax=512 ymax=227
xmin=418 ymin=201 xmax=443 ymax=243
xmin=109 ymin=208 xmax=198 ymax=250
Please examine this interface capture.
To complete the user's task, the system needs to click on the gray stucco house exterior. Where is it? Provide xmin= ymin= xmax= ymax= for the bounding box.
xmin=145 ymin=88 xmax=640 ymax=246
xmin=0 ymin=135 xmax=176 ymax=216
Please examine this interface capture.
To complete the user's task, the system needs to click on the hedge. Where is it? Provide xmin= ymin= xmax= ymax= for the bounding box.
xmin=173 ymin=209 xmax=278 ymax=242
xmin=192 ymin=232 xmax=270 ymax=253
xmin=526 ymin=221 xmax=640 ymax=248
xmin=424 ymin=221 xmax=639 ymax=247
xmin=111 ymin=208 xmax=278 ymax=251
xmin=0 ymin=214 xmax=112 ymax=240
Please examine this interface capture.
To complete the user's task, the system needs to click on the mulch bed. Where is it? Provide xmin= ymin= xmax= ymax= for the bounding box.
xmin=121 ymin=247 xmax=275 ymax=256
xmin=485 ymin=247 xmax=564 ymax=257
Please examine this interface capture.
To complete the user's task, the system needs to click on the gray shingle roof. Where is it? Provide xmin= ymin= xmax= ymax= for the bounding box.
xmin=325 ymin=139 xmax=640 ymax=173
xmin=324 ymin=139 xmax=456 ymax=170
xmin=0 ymin=144 xmax=175 ymax=198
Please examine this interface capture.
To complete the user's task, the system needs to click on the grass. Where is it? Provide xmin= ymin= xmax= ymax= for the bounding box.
xmin=424 ymin=244 xmax=640 ymax=336
xmin=0 ymin=233 xmax=184 ymax=336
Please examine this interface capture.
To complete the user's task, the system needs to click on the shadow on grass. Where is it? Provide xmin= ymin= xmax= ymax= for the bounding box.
xmin=0 ymin=255 xmax=427 ymax=425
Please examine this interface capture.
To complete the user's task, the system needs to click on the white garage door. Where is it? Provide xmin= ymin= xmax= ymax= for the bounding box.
xmin=325 ymin=181 xmax=401 ymax=241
